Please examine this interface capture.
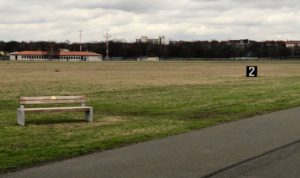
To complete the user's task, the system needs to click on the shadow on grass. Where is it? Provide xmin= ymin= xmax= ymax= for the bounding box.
xmin=26 ymin=119 xmax=87 ymax=125
xmin=24 ymin=114 xmax=88 ymax=125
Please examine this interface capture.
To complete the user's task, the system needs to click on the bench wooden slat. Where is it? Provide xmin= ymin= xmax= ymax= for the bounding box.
xmin=20 ymin=99 xmax=85 ymax=105
xmin=19 ymin=107 xmax=91 ymax=113
xmin=20 ymin=96 xmax=85 ymax=101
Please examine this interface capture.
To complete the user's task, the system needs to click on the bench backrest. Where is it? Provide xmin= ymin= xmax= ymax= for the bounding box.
xmin=20 ymin=96 xmax=86 ymax=106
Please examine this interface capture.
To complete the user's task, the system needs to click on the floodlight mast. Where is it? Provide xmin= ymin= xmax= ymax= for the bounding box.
xmin=79 ymin=30 xmax=83 ymax=51
xmin=104 ymin=30 xmax=112 ymax=60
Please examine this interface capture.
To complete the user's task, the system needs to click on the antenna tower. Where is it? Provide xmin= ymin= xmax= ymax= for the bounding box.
xmin=104 ymin=30 xmax=112 ymax=60
xmin=79 ymin=30 xmax=83 ymax=51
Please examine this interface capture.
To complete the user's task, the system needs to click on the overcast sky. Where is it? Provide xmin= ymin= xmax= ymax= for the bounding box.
xmin=0 ymin=0 xmax=299 ymax=42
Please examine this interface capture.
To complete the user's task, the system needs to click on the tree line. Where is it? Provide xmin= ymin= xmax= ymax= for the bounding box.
xmin=0 ymin=40 xmax=298 ymax=59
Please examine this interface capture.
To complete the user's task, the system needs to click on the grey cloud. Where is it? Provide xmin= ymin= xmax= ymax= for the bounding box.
xmin=0 ymin=0 xmax=300 ymax=41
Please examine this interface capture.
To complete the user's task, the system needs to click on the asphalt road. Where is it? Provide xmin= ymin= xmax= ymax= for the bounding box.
xmin=1 ymin=107 xmax=300 ymax=178
xmin=207 ymin=140 xmax=300 ymax=178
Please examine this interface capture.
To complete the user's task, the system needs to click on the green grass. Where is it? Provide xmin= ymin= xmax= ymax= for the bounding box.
xmin=0 ymin=61 xmax=300 ymax=173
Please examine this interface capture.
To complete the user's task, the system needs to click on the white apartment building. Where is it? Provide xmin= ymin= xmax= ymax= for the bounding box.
xmin=136 ymin=36 xmax=169 ymax=45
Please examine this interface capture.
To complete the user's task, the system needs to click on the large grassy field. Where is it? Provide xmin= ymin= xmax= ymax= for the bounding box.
xmin=0 ymin=61 xmax=300 ymax=173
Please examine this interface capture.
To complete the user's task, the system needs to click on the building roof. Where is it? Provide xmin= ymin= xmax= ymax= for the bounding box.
xmin=12 ymin=51 xmax=47 ymax=55
xmin=11 ymin=51 xmax=101 ymax=56
xmin=60 ymin=51 xmax=101 ymax=56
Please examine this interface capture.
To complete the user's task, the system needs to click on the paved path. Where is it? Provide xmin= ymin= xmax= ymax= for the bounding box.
xmin=1 ymin=107 xmax=300 ymax=178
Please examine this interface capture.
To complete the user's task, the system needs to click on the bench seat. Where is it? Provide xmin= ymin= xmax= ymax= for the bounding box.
xmin=18 ymin=107 xmax=92 ymax=113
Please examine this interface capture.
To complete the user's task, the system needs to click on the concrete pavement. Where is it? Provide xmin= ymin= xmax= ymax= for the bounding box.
xmin=1 ymin=107 xmax=300 ymax=178
xmin=208 ymin=140 xmax=300 ymax=178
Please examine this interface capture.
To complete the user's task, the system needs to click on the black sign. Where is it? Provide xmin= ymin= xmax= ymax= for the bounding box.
xmin=247 ymin=66 xmax=258 ymax=77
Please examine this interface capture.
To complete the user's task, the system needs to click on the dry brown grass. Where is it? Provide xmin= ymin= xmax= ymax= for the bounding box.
xmin=1 ymin=61 xmax=299 ymax=95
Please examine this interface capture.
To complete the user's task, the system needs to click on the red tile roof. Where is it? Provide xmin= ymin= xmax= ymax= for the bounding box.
xmin=13 ymin=51 xmax=47 ymax=55
xmin=12 ymin=51 xmax=101 ymax=56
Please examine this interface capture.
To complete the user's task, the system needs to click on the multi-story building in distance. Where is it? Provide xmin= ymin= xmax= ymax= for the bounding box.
xmin=136 ymin=36 xmax=169 ymax=45
xmin=284 ymin=41 xmax=300 ymax=48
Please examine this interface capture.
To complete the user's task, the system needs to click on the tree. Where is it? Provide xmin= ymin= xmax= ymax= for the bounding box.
xmin=46 ymin=42 xmax=60 ymax=60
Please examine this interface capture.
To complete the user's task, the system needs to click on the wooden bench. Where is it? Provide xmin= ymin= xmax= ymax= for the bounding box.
xmin=17 ymin=96 xmax=93 ymax=126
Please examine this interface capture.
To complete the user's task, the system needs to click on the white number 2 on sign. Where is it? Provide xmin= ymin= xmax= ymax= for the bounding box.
xmin=247 ymin=66 xmax=258 ymax=77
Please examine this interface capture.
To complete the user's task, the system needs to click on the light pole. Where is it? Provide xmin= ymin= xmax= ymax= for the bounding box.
xmin=79 ymin=30 xmax=83 ymax=51
xmin=104 ymin=30 xmax=112 ymax=60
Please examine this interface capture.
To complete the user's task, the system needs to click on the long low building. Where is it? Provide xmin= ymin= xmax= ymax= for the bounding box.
xmin=10 ymin=51 xmax=102 ymax=61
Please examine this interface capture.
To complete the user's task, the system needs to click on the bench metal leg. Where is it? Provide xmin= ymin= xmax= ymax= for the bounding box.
xmin=17 ymin=109 xmax=25 ymax=126
xmin=85 ymin=108 xmax=93 ymax=122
